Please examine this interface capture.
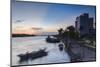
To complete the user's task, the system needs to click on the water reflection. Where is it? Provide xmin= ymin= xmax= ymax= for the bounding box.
xmin=12 ymin=36 xmax=70 ymax=66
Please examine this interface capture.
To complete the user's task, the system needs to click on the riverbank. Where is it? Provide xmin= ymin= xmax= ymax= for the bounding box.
xmin=12 ymin=34 xmax=36 ymax=37
xmin=62 ymin=39 xmax=96 ymax=62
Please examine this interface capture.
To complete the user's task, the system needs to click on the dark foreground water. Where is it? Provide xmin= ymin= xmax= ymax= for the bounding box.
xmin=12 ymin=36 xmax=70 ymax=66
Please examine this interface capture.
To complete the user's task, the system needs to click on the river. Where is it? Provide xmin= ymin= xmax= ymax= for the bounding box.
xmin=12 ymin=36 xmax=70 ymax=66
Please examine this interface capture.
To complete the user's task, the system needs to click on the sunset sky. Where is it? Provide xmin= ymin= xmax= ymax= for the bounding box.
xmin=12 ymin=0 xmax=96 ymax=35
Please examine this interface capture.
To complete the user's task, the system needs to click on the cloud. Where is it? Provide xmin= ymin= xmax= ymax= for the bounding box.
xmin=15 ymin=20 xmax=24 ymax=23
xmin=31 ymin=27 xmax=43 ymax=30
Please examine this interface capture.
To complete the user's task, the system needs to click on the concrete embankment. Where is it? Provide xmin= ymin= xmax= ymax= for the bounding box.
xmin=63 ymin=40 xmax=96 ymax=62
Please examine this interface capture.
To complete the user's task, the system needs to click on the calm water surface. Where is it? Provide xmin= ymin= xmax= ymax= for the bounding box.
xmin=12 ymin=36 xmax=70 ymax=66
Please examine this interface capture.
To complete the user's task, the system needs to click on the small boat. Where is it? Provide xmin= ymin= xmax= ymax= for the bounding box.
xmin=17 ymin=48 xmax=48 ymax=63
xmin=46 ymin=36 xmax=60 ymax=43
xmin=58 ymin=44 xmax=64 ymax=51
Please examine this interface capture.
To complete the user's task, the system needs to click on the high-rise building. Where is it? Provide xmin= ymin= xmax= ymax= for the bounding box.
xmin=75 ymin=13 xmax=95 ymax=37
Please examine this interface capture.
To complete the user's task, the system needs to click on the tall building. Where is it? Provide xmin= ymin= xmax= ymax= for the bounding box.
xmin=75 ymin=13 xmax=95 ymax=37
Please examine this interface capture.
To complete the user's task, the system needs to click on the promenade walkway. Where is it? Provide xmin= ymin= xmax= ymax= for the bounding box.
xmin=63 ymin=40 xmax=96 ymax=62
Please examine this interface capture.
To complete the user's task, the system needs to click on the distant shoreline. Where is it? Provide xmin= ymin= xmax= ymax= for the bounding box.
xmin=12 ymin=34 xmax=36 ymax=37
xmin=12 ymin=34 xmax=57 ymax=37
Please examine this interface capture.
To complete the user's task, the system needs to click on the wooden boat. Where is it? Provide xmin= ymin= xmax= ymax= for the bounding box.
xmin=17 ymin=48 xmax=48 ymax=63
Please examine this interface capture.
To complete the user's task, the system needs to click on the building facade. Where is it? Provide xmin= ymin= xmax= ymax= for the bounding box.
xmin=75 ymin=13 xmax=95 ymax=37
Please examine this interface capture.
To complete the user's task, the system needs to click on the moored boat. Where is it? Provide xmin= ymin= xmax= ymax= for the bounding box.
xmin=46 ymin=36 xmax=60 ymax=43
xmin=58 ymin=44 xmax=64 ymax=51
xmin=17 ymin=48 xmax=48 ymax=63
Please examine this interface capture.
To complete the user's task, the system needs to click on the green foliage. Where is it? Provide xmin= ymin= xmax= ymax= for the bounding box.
xmin=67 ymin=26 xmax=75 ymax=32
xmin=58 ymin=28 xmax=64 ymax=35
xmin=57 ymin=25 xmax=80 ymax=40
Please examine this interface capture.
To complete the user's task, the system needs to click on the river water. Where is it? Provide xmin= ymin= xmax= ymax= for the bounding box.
xmin=12 ymin=36 xmax=70 ymax=66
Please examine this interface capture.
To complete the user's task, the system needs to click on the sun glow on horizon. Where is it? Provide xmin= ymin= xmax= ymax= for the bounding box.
xmin=12 ymin=1 xmax=95 ymax=35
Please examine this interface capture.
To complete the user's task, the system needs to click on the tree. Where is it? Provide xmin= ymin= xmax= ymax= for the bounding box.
xmin=66 ymin=26 xmax=79 ymax=39
xmin=58 ymin=28 xmax=64 ymax=35
xmin=67 ymin=26 xmax=75 ymax=32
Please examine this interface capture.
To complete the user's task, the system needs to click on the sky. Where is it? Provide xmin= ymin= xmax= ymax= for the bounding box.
xmin=12 ymin=0 xmax=96 ymax=35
